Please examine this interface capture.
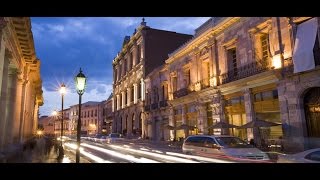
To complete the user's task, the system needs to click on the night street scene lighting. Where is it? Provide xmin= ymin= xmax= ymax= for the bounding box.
xmin=75 ymin=68 xmax=86 ymax=163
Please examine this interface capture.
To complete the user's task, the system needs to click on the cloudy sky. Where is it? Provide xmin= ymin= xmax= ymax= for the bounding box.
xmin=31 ymin=17 xmax=211 ymax=116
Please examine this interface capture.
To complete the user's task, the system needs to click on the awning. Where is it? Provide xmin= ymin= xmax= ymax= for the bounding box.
xmin=293 ymin=17 xmax=318 ymax=73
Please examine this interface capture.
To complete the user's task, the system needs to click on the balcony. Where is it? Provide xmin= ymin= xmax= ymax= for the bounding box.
xmin=221 ymin=61 xmax=271 ymax=84
xmin=173 ymin=87 xmax=189 ymax=99
xmin=159 ymin=100 xmax=168 ymax=107
xmin=151 ymin=103 xmax=159 ymax=110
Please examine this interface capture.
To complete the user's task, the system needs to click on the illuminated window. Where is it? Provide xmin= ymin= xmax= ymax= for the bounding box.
xmin=260 ymin=34 xmax=270 ymax=61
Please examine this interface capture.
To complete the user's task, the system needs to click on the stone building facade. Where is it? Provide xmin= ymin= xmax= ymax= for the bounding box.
xmin=0 ymin=17 xmax=43 ymax=153
xmin=100 ymin=93 xmax=113 ymax=135
xmin=112 ymin=19 xmax=193 ymax=138
xmin=39 ymin=116 xmax=54 ymax=135
xmin=142 ymin=17 xmax=320 ymax=152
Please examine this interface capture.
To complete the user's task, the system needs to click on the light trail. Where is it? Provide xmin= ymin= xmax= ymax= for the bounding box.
xmin=81 ymin=143 xmax=160 ymax=163
xmin=64 ymin=143 xmax=112 ymax=163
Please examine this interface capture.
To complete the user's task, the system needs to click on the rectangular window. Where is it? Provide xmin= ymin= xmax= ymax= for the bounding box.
xmin=114 ymin=68 xmax=117 ymax=82
xmin=137 ymin=83 xmax=141 ymax=99
xmin=272 ymin=90 xmax=278 ymax=99
xmin=260 ymin=34 xmax=270 ymax=61
xmin=124 ymin=59 xmax=127 ymax=74
xmin=228 ymin=48 xmax=237 ymax=76
xmin=172 ymin=76 xmax=177 ymax=92
xmin=125 ymin=91 xmax=127 ymax=105
xmin=131 ymin=86 xmax=134 ymax=102
xmin=137 ymin=45 xmax=141 ymax=63
xmin=95 ymin=109 xmax=97 ymax=117
xmin=184 ymin=69 xmax=191 ymax=87
xmin=130 ymin=52 xmax=133 ymax=68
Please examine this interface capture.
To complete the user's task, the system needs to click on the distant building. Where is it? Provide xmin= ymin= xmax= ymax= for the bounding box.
xmin=0 ymin=17 xmax=43 ymax=153
xmin=39 ymin=116 xmax=54 ymax=135
xmin=112 ymin=18 xmax=193 ymax=138
xmin=100 ymin=93 xmax=113 ymax=135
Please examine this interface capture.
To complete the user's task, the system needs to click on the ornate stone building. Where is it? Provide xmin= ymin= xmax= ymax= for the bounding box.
xmin=145 ymin=17 xmax=320 ymax=152
xmin=0 ymin=17 xmax=43 ymax=154
xmin=112 ymin=19 xmax=193 ymax=138
xmin=100 ymin=93 xmax=113 ymax=135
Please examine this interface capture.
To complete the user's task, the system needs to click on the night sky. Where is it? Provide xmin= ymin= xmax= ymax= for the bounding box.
xmin=31 ymin=17 xmax=211 ymax=116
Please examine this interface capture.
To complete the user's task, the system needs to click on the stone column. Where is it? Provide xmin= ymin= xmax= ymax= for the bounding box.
xmin=243 ymin=88 xmax=258 ymax=143
xmin=181 ymin=104 xmax=187 ymax=137
xmin=116 ymin=94 xmax=120 ymax=110
xmin=121 ymin=91 xmax=125 ymax=109
xmin=12 ymin=77 xmax=23 ymax=143
xmin=168 ymin=106 xmax=174 ymax=141
xmin=133 ymin=83 xmax=137 ymax=104
xmin=197 ymin=103 xmax=207 ymax=134
xmin=112 ymin=96 xmax=115 ymax=112
xmin=5 ymin=67 xmax=18 ymax=145
xmin=141 ymin=79 xmax=145 ymax=101
xmin=0 ymin=53 xmax=9 ymax=149
xmin=19 ymin=78 xmax=27 ymax=142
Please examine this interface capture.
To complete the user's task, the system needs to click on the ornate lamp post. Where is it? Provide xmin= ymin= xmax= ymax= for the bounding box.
xmin=56 ymin=83 xmax=66 ymax=161
xmin=60 ymin=83 xmax=66 ymax=146
xmin=75 ymin=68 xmax=86 ymax=163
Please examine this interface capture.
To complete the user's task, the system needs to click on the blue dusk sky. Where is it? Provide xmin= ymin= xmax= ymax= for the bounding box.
xmin=31 ymin=17 xmax=211 ymax=116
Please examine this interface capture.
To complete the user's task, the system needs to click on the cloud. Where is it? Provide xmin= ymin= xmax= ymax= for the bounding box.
xmin=34 ymin=17 xmax=212 ymax=117
xmin=32 ymin=18 xmax=113 ymax=46
xmin=40 ymin=83 xmax=113 ymax=116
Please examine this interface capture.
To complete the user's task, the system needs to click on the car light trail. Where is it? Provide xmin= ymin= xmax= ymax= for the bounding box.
xmin=81 ymin=143 xmax=160 ymax=163
xmin=108 ymin=144 xmax=199 ymax=163
xmin=64 ymin=143 xmax=112 ymax=163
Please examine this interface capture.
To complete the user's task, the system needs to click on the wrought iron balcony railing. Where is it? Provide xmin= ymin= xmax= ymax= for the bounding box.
xmin=173 ymin=87 xmax=189 ymax=99
xmin=221 ymin=60 xmax=271 ymax=84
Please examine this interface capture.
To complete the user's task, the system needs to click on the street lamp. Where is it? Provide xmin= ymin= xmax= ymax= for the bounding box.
xmin=60 ymin=83 xmax=66 ymax=146
xmin=75 ymin=68 xmax=86 ymax=163
xmin=56 ymin=83 xmax=66 ymax=161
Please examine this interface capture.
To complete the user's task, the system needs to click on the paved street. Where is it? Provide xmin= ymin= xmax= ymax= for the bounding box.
xmin=60 ymin=139 xmax=239 ymax=163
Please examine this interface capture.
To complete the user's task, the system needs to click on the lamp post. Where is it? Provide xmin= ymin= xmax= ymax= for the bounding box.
xmin=60 ymin=83 xmax=66 ymax=146
xmin=75 ymin=68 xmax=86 ymax=163
xmin=56 ymin=83 xmax=66 ymax=161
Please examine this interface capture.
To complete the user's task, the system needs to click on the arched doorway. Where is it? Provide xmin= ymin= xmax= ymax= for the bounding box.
xmin=304 ymin=87 xmax=320 ymax=137
xmin=139 ymin=112 xmax=142 ymax=136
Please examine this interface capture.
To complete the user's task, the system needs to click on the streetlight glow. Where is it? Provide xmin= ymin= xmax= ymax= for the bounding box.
xmin=75 ymin=68 xmax=86 ymax=94
xmin=60 ymin=83 xmax=66 ymax=94
xmin=52 ymin=110 xmax=57 ymax=116
xmin=75 ymin=68 xmax=86 ymax=163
